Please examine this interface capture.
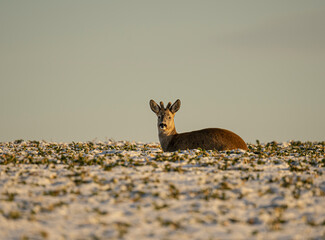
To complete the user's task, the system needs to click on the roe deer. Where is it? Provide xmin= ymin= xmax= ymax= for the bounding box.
xmin=149 ymin=99 xmax=248 ymax=152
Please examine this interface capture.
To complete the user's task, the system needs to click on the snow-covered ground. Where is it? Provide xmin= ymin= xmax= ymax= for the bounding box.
xmin=0 ymin=140 xmax=324 ymax=240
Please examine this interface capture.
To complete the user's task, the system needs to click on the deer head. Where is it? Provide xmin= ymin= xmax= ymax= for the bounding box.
xmin=149 ymin=99 xmax=181 ymax=135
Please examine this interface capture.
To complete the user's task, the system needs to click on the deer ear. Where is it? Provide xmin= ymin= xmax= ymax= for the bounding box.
xmin=149 ymin=100 xmax=160 ymax=114
xmin=170 ymin=99 xmax=181 ymax=113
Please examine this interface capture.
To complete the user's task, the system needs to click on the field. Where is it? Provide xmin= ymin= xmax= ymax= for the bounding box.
xmin=0 ymin=140 xmax=325 ymax=240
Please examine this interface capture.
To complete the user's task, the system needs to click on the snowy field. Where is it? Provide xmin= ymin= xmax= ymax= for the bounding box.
xmin=0 ymin=140 xmax=324 ymax=240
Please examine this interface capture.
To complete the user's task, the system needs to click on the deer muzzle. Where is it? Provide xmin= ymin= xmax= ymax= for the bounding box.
xmin=159 ymin=123 xmax=167 ymax=129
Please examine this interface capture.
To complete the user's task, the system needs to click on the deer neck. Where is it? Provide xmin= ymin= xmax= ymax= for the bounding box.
xmin=158 ymin=127 xmax=177 ymax=151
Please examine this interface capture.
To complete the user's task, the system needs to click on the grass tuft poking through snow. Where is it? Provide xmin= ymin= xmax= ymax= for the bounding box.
xmin=0 ymin=140 xmax=325 ymax=239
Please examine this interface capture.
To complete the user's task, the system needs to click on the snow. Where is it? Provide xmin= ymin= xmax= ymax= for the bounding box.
xmin=0 ymin=140 xmax=324 ymax=239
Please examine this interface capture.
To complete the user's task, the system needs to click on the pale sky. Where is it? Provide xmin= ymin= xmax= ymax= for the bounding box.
xmin=1 ymin=1 xmax=324 ymax=143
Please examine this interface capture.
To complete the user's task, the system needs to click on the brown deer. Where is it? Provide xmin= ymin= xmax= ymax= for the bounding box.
xmin=150 ymin=99 xmax=248 ymax=152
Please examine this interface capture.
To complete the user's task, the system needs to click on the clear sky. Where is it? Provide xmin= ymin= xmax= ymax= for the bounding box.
xmin=1 ymin=1 xmax=324 ymax=143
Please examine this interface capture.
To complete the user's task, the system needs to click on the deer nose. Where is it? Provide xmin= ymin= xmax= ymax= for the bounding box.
xmin=159 ymin=123 xmax=167 ymax=129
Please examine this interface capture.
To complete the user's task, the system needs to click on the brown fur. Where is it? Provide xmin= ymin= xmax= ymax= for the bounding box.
xmin=150 ymin=99 xmax=248 ymax=152
xmin=166 ymin=128 xmax=247 ymax=152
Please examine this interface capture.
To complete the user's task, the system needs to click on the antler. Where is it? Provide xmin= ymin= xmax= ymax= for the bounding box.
xmin=159 ymin=101 xmax=164 ymax=109
xmin=166 ymin=102 xmax=172 ymax=109
xmin=159 ymin=101 xmax=173 ymax=110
